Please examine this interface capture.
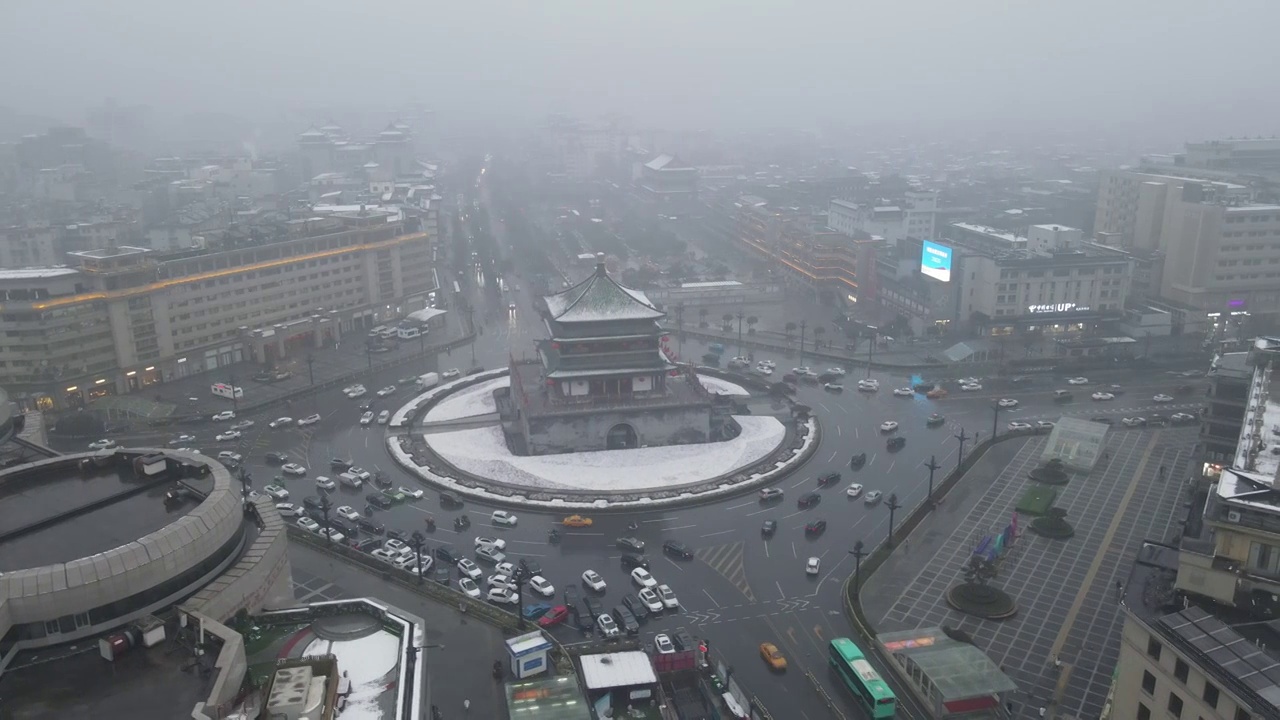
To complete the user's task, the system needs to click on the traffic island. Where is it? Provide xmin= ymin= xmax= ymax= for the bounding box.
xmin=1028 ymin=458 xmax=1071 ymax=486
xmin=1029 ymin=507 xmax=1075 ymax=539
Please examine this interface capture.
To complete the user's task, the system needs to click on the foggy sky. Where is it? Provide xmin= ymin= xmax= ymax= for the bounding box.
xmin=5 ymin=0 xmax=1280 ymax=141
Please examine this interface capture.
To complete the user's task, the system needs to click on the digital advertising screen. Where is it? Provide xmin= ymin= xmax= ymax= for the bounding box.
xmin=920 ymin=240 xmax=953 ymax=283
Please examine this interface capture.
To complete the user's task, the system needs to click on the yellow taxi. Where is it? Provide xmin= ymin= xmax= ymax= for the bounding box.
xmin=926 ymin=387 xmax=948 ymax=399
xmin=759 ymin=642 xmax=787 ymax=671
xmin=562 ymin=515 xmax=594 ymax=528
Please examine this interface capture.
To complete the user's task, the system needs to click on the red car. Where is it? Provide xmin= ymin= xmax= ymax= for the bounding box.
xmin=537 ymin=604 xmax=570 ymax=628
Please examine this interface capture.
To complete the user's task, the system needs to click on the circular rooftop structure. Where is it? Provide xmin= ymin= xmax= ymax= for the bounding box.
xmin=0 ymin=449 xmax=247 ymax=648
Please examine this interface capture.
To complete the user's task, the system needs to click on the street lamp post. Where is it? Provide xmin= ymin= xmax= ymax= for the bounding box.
xmin=799 ymin=320 xmax=807 ymax=362
xmin=238 ymin=466 xmax=252 ymax=500
xmin=886 ymin=493 xmax=901 ymax=548
xmin=925 ymin=455 xmax=940 ymax=506
xmin=991 ymin=402 xmax=1001 ymax=439
xmin=412 ymin=642 xmax=445 ymax=720
xmin=229 ymin=370 xmax=239 ymax=413
xmin=512 ymin=565 xmax=532 ymax=629
xmin=866 ymin=327 xmax=877 ymax=379
xmin=410 ymin=531 xmax=426 ymax=584
xmin=306 ymin=354 xmax=315 ymax=386
xmin=954 ymin=427 xmax=969 ymax=471
xmin=736 ymin=309 xmax=745 ymax=355
xmin=849 ymin=541 xmax=866 ymax=595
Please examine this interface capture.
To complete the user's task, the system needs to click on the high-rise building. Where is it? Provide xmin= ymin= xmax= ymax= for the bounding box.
xmin=827 ymin=191 xmax=937 ymax=245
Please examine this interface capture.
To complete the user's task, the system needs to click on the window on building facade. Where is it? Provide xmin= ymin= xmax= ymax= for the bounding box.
xmin=1167 ymin=692 xmax=1183 ymax=718
xmin=1142 ymin=670 xmax=1157 ymax=695
xmin=1174 ymin=658 xmax=1188 ymax=683
xmin=1202 ymin=682 xmax=1218 ymax=708
xmin=1136 ymin=703 xmax=1151 ymax=720
xmin=1147 ymin=637 xmax=1162 ymax=660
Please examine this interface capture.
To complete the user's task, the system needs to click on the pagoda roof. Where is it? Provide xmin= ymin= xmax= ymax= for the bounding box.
xmin=544 ymin=257 xmax=664 ymax=323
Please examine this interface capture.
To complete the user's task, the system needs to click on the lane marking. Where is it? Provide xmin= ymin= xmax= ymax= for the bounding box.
xmin=726 ymin=500 xmax=754 ymax=510
xmin=702 ymin=589 xmax=721 ymax=608
xmin=701 ymin=529 xmax=735 ymax=538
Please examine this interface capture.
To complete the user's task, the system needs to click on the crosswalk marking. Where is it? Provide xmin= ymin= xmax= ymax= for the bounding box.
xmin=694 ymin=541 xmax=755 ymax=601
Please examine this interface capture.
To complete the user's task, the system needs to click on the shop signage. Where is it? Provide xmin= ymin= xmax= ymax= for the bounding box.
xmin=1027 ymin=303 xmax=1089 ymax=314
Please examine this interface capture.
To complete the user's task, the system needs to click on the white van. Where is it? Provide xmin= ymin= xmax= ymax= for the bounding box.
xmin=339 ymin=472 xmax=363 ymax=489
xmin=368 ymin=325 xmax=388 ymax=338
xmin=397 ymin=326 xmax=421 ymax=340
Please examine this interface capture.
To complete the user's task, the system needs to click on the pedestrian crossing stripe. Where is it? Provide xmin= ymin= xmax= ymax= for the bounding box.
xmin=694 ymin=541 xmax=755 ymax=602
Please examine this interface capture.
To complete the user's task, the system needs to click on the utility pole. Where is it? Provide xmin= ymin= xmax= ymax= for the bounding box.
xmin=991 ymin=402 xmax=1001 ymax=439
xmin=925 ymin=455 xmax=940 ymax=506
xmin=886 ymin=493 xmax=901 ymax=548
xmin=229 ymin=369 xmax=239 ymax=413
xmin=306 ymin=354 xmax=315 ymax=386
xmin=799 ymin=320 xmax=807 ymax=363
xmin=866 ymin=326 xmax=877 ymax=379
xmin=849 ymin=541 xmax=866 ymax=595
xmin=954 ymin=427 xmax=969 ymax=471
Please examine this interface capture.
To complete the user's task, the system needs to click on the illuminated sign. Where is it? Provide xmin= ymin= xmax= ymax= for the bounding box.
xmin=1027 ymin=303 xmax=1089 ymax=314
xmin=883 ymin=636 xmax=937 ymax=651
xmin=920 ymin=240 xmax=953 ymax=283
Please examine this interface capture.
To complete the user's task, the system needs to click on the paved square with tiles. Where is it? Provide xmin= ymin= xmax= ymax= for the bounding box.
xmin=874 ymin=426 xmax=1196 ymax=717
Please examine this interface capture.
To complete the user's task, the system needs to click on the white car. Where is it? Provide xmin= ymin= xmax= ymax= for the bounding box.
xmin=347 ymin=467 xmax=371 ymax=481
xmin=399 ymin=486 xmax=424 ymax=499
xmin=346 ymin=387 xmax=367 ymax=399
xmin=315 ymin=476 xmax=336 ymax=490
xmin=1153 ymin=394 xmax=1174 ymax=403
xmin=296 ymin=517 xmax=320 ymax=533
xmin=1171 ymin=412 xmax=1197 ymax=423
xmin=582 ymin=570 xmax=607 ymax=592
xmin=264 ymin=484 xmax=289 ymax=500
xmin=1036 ymin=421 xmax=1056 ymax=430
xmin=792 ymin=366 xmax=812 ymax=376
xmin=654 ymin=633 xmax=676 ymax=654
xmin=282 ymin=463 xmax=306 ymax=476
xmin=824 ymin=383 xmax=844 ymax=392
xmin=1067 ymin=377 xmax=1089 ymax=385
xmin=759 ymin=487 xmax=784 ymax=501
xmin=494 ymin=561 xmax=516 ymax=577
xmin=846 ymin=483 xmax=864 ymax=498
xmin=960 ymin=383 xmax=983 ymax=392
xmin=218 ymin=450 xmax=243 ymax=462
xmin=475 ymin=545 xmax=506 ymax=564
xmin=857 ymin=379 xmax=880 ymax=391
xmin=760 ymin=360 xmax=776 ymax=369
xmin=474 ymin=536 xmax=507 ymax=551
xmin=1007 ymin=422 xmax=1033 ymax=431
xmin=486 ymin=573 xmax=516 ymax=590
xmin=865 ymin=490 xmax=884 ymax=505
xmin=88 ymin=438 xmax=117 ymax=450
xmin=893 ymin=387 xmax=913 ymax=397
xmin=959 ymin=377 xmax=981 ymax=386
xmin=384 ymin=538 xmax=408 ymax=554
xmin=359 ymin=411 xmax=375 ymax=426
xmin=755 ymin=365 xmax=774 ymax=376
xmin=825 ymin=367 xmax=847 ymax=377
xmin=168 ymin=434 xmax=197 ymax=446
xmin=806 ymin=557 xmax=821 ymax=576
xmin=377 ymin=410 xmax=390 ymax=425
xmin=319 ymin=528 xmax=345 ymax=543
xmin=215 ymin=430 xmax=242 ymax=442
xmin=371 ymin=549 xmax=398 ymax=564
xmin=377 ymin=385 xmax=397 ymax=397
xmin=457 ymin=558 xmax=483 ymax=579
xmin=1122 ymin=417 xmax=1146 ymax=427
xmin=879 ymin=421 xmax=899 ymax=433
xmin=528 ymin=576 xmax=555 ymax=597
xmin=275 ymin=503 xmax=301 ymax=517
xmin=442 ymin=368 xmax=461 ymax=379
xmin=458 ymin=577 xmax=481 ymax=598
xmin=491 ymin=510 xmax=518 ymax=526
xmin=597 ymin=613 xmax=620 ymax=637
xmin=998 ymin=398 xmax=1019 ymax=408
xmin=638 ymin=587 xmax=664 ymax=612
xmin=487 ymin=587 xmax=519 ymax=605
xmin=269 ymin=417 xmax=294 ymax=429
xmin=631 ymin=567 xmax=657 ymax=588
xmin=298 ymin=414 xmax=321 ymax=426
xmin=657 ymin=584 xmax=679 ymax=609
xmin=212 ymin=410 xmax=236 ymax=421
xmin=231 ymin=420 xmax=255 ymax=430
xmin=1092 ymin=392 xmax=1115 ymax=401
xmin=336 ymin=505 xmax=360 ymax=521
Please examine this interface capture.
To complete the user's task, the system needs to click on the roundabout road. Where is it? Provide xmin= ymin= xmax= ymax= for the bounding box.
xmin=53 ymin=273 xmax=1207 ymax=719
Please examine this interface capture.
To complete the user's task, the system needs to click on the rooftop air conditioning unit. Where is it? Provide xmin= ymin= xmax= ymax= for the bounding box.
xmin=1228 ymin=510 xmax=1242 ymax=523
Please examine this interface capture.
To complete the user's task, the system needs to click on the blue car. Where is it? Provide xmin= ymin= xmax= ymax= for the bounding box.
xmin=522 ymin=603 xmax=552 ymax=619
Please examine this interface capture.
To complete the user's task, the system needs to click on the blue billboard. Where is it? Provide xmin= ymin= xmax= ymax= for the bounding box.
xmin=921 ymin=240 xmax=953 ymax=283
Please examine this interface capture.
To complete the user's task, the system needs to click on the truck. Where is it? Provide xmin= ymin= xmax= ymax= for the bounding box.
xmin=417 ymin=372 xmax=440 ymax=388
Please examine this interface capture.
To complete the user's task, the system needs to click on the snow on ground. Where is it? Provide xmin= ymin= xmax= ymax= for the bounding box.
xmin=425 ymin=415 xmax=786 ymax=492
xmin=423 ymin=377 xmax=505 ymax=423
xmin=698 ymin=375 xmax=750 ymax=397
xmin=304 ymin=631 xmax=402 ymax=720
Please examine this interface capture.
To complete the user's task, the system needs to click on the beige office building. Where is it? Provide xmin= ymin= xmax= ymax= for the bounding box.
xmin=0 ymin=209 xmax=436 ymax=410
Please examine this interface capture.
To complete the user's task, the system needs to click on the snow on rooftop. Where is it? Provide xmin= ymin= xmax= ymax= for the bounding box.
xmin=425 ymin=414 xmax=786 ymax=492
xmin=406 ymin=307 xmax=447 ymax=323
xmin=680 ymin=280 xmax=743 ymax=289
xmin=0 ymin=267 xmax=79 ymax=280
xmin=699 ymin=376 xmax=750 ymax=397
xmin=423 ymin=376 xmax=504 ymax=423
xmin=580 ymin=651 xmax=658 ymax=690
xmin=304 ymin=630 xmax=401 ymax=720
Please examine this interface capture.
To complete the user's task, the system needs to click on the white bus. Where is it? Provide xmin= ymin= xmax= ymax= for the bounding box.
xmin=211 ymin=383 xmax=243 ymax=399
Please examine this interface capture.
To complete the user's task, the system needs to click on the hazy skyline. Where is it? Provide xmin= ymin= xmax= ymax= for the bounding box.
xmin=5 ymin=0 xmax=1280 ymax=143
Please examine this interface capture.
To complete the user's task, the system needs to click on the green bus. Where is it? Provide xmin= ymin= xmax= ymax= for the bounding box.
xmin=829 ymin=637 xmax=896 ymax=718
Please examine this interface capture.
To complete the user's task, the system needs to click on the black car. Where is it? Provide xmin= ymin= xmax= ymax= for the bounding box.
xmin=519 ymin=558 xmax=542 ymax=576
xmin=439 ymin=492 xmax=463 ymax=508
xmin=373 ymin=471 xmax=392 ymax=488
xmin=616 ymin=537 xmax=645 ymax=552
xmin=564 ymin=584 xmax=581 ymax=608
xmin=576 ymin=603 xmax=595 ymax=630
xmin=818 ymin=472 xmax=841 ymax=487
xmin=1091 ymin=417 xmax=1115 ymax=426
xmin=265 ymin=451 xmax=289 ymax=464
xmin=386 ymin=528 xmax=409 ymax=542
xmin=887 ymin=436 xmax=906 ymax=452
xmin=252 ymin=372 xmax=274 ymax=382
xmin=621 ymin=553 xmax=650 ymax=570
xmin=850 ymin=453 xmax=867 ymax=468
xmin=433 ymin=566 xmax=451 ymax=586
xmin=622 ymin=593 xmax=649 ymax=619
xmin=663 ymin=541 xmax=694 ymax=560
xmin=798 ymin=492 xmax=821 ymax=509
xmin=329 ymin=518 xmax=358 ymax=538
xmin=762 ymin=519 xmax=777 ymax=537
xmin=350 ymin=537 xmax=381 ymax=553
xmin=434 ymin=545 xmax=461 ymax=564
xmin=673 ymin=629 xmax=697 ymax=652
xmin=612 ymin=606 xmax=640 ymax=635
xmin=366 ymin=493 xmax=393 ymax=509
xmin=585 ymin=596 xmax=604 ymax=619
xmin=330 ymin=458 xmax=352 ymax=471
xmin=805 ymin=519 xmax=828 ymax=536
xmin=1147 ymin=414 xmax=1169 ymax=426
xmin=355 ymin=517 xmax=385 ymax=535
xmin=302 ymin=495 xmax=324 ymax=511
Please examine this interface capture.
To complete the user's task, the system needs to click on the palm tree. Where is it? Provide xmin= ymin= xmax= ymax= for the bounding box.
xmin=410 ymin=530 xmax=426 ymax=583
xmin=319 ymin=495 xmax=334 ymax=544
xmin=784 ymin=321 xmax=797 ymax=340
xmin=746 ymin=315 xmax=758 ymax=335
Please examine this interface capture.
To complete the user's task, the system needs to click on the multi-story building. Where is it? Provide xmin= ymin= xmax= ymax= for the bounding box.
xmin=1093 ymin=170 xmax=1250 ymax=251
xmin=1200 ymin=350 xmax=1253 ymax=478
xmin=1110 ymin=337 xmax=1280 ymax=720
xmin=0 ymin=225 xmax=57 ymax=267
xmin=637 ymin=155 xmax=698 ymax=206
xmin=826 ymin=190 xmax=937 ymax=245
xmin=0 ymin=210 xmax=436 ymax=409
xmin=946 ymin=223 xmax=1133 ymax=336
